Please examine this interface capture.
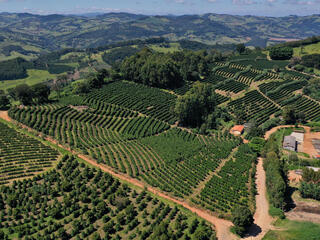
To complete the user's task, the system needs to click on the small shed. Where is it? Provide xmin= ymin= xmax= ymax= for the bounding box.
xmin=231 ymin=125 xmax=244 ymax=135
xmin=283 ymin=136 xmax=297 ymax=151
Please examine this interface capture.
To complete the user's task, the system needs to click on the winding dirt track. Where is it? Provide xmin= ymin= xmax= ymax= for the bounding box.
xmin=244 ymin=158 xmax=274 ymax=240
xmin=264 ymin=125 xmax=296 ymax=140
xmin=0 ymin=111 xmax=236 ymax=240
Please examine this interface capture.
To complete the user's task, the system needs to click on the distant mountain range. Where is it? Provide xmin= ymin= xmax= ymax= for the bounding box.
xmin=0 ymin=12 xmax=320 ymax=57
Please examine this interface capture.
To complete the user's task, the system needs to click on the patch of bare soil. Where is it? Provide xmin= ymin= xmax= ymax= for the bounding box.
xmin=303 ymin=129 xmax=320 ymax=157
xmin=0 ymin=111 xmax=11 ymax=122
xmin=286 ymin=192 xmax=320 ymax=223
xmin=288 ymin=170 xmax=303 ymax=183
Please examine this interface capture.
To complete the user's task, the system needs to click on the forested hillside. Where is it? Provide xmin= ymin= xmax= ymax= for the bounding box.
xmin=1 ymin=12 xmax=320 ymax=60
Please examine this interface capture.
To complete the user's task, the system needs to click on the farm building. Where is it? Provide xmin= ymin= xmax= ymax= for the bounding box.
xmin=230 ymin=125 xmax=244 ymax=135
xmin=291 ymin=132 xmax=304 ymax=144
xmin=283 ymin=135 xmax=297 ymax=151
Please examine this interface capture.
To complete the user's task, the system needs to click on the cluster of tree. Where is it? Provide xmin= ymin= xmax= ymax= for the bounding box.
xmin=300 ymin=54 xmax=320 ymax=69
xmin=245 ymin=122 xmax=264 ymax=140
xmin=300 ymin=182 xmax=320 ymax=200
xmin=0 ymin=90 xmax=9 ymax=110
xmin=120 ymin=48 xmax=183 ymax=88
xmin=120 ymin=48 xmax=219 ymax=89
xmin=8 ymin=83 xmax=50 ymax=105
xmin=231 ymin=205 xmax=254 ymax=237
xmin=262 ymin=135 xmax=287 ymax=212
xmin=282 ymin=106 xmax=306 ymax=124
xmin=235 ymin=43 xmax=246 ymax=54
xmin=73 ymin=69 xmax=111 ymax=94
xmin=174 ymin=82 xmax=230 ymax=132
xmin=299 ymin=167 xmax=320 ymax=200
xmin=269 ymin=47 xmax=293 ymax=60
xmin=0 ymin=57 xmax=28 ymax=80
xmin=47 ymin=64 xmax=75 ymax=74
xmin=302 ymin=167 xmax=320 ymax=183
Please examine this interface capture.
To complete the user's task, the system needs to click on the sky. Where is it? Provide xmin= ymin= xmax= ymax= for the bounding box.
xmin=0 ymin=0 xmax=320 ymax=17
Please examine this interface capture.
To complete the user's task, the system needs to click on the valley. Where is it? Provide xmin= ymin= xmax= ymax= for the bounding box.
xmin=1 ymin=7 xmax=320 ymax=240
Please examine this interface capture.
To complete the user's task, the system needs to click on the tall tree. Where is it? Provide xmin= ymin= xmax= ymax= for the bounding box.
xmin=32 ymin=83 xmax=50 ymax=103
xmin=14 ymin=84 xmax=34 ymax=105
xmin=231 ymin=206 xmax=254 ymax=237
xmin=236 ymin=44 xmax=246 ymax=54
xmin=174 ymin=82 xmax=217 ymax=128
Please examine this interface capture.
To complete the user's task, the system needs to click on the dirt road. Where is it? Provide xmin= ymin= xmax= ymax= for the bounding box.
xmin=264 ymin=125 xmax=296 ymax=140
xmin=0 ymin=111 xmax=237 ymax=240
xmin=0 ymin=111 xmax=11 ymax=122
xmin=245 ymin=158 xmax=274 ymax=240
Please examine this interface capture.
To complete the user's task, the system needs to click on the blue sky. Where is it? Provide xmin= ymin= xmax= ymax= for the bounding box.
xmin=0 ymin=0 xmax=319 ymax=16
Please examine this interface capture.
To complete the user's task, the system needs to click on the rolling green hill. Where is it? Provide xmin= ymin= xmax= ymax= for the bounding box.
xmin=1 ymin=12 xmax=320 ymax=60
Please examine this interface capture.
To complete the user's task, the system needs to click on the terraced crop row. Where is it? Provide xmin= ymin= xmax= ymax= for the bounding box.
xmin=86 ymin=81 xmax=177 ymax=124
xmin=9 ymin=105 xmax=169 ymax=150
xmin=140 ymin=129 xmax=241 ymax=198
xmin=216 ymin=80 xmax=247 ymax=93
xmin=194 ymin=144 xmax=256 ymax=213
xmin=228 ymin=90 xmax=280 ymax=125
xmin=293 ymin=96 xmax=320 ymax=121
xmin=0 ymin=122 xmax=59 ymax=185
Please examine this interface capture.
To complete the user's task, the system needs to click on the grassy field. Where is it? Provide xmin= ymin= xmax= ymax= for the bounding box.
xmin=0 ymin=69 xmax=57 ymax=91
xmin=293 ymin=42 xmax=320 ymax=57
xmin=263 ymin=219 xmax=320 ymax=240
xmin=149 ymin=43 xmax=181 ymax=53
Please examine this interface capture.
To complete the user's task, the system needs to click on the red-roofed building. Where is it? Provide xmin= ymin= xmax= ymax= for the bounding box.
xmin=230 ymin=125 xmax=244 ymax=135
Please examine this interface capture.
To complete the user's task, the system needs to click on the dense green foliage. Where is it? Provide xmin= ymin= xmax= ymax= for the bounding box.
xmin=121 ymin=48 xmax=183 ymax=88
xmin=0 ymin=121 xmax=59 ymax=185
xmin=0 ymin=58 xmax=28 ymax=81
xmin=0 ymin=94 xmax=9 ymax=110
xmin=303 ymin=78 xmax=320 ymax=101
xmin=263 ymin=135 xmax=287 ymax=210
xmin=231 ymin=205 xmax=254 ymax=236
xmin=299 ymin=168 xmax=320 ymax=200
xmin=300 ymin=182 xmax=320 ymax=200
xmin=174 ymin=82 xmax=217 ymax=128
xmin=10 ymin=83 xmax=51 ymax=105
xmin=269 ymin=47 xmax=294 ymax=60
xmin=0 ymin=155 xmax=216 ymax=239
xmin=301 ymin=54 xmax=320 ymax=69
